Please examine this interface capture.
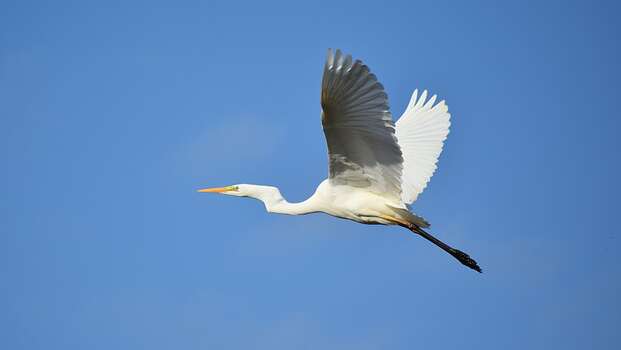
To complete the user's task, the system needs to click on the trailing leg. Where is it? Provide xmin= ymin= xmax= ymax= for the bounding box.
xmin=378 ymin=214 xmax=482 ymax=272
xmin=407 ymin=223 xmax=482 ymax=273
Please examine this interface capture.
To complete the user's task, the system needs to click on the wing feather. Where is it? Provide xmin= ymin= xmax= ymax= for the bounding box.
xmin=321 ymin=49 xmax=403 ymax=201
xmin=396 ymin=89 xmax=451 ymax=204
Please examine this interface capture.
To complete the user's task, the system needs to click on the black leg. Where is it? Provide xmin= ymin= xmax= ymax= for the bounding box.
xmin=406 ymin=223 xmax=482 ymax=273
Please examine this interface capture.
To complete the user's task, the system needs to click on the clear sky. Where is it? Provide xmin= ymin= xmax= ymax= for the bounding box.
xmin=2 ymin=0 xmax=620 ymax=349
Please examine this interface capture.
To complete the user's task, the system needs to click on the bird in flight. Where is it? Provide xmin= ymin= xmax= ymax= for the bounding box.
xmin=199 ymin=49 xmax=481 ymax=272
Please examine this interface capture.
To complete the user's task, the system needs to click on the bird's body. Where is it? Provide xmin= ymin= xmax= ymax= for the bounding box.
xmin=248 ymin=180 xmax=408 ymax=225
xmin=311 ymin=180 xmax=406 ymax=225
xmin=199 ymin=49 xmax=481 ymax=272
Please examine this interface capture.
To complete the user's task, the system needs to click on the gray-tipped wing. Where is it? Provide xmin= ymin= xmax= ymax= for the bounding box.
xmin=321 ymin=49 xmax=403 ymax=201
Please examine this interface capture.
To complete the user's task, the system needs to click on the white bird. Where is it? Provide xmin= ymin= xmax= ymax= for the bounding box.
xmin=199 ymin=49 xmax=480 ymax=272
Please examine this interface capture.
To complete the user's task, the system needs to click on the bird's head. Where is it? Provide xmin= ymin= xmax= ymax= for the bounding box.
xmin=197 ymin=184 xmax=282 ymax=201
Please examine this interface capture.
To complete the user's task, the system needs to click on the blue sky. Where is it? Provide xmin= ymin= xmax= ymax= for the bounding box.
xmin=2 ymin=0 xmax=620 ymax=349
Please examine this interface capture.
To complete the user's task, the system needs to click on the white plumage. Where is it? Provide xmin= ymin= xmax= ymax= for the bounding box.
xmin=396 ymin=89 xmax=451 ymax=204
xmin=199 ymin=49 xmax=480 ymax=272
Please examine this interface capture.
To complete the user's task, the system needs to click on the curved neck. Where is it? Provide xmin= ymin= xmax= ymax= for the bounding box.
xmin=268 ymin=197 xmax=319 ymax=215
xmin=243 ymin=185 xmax=320 ymax=216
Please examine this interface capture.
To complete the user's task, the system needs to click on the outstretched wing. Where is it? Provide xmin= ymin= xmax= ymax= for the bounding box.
xmin=395 ymin=89 xmax=451 ymax=204
xmin=321 ymin=49 xmax=403 ymax=201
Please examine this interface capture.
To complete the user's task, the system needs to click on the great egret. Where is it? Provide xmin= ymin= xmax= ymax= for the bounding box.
xmin=199 ymin=49 xmax=481 ymax=272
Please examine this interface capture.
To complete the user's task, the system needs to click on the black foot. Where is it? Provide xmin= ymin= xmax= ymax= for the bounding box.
xmin=450 ymin=249 xmax=482 ymax=273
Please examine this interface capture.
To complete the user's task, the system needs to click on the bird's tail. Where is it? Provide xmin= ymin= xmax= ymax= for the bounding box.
xmin=387 ymin=205 xmax=430 ymax=228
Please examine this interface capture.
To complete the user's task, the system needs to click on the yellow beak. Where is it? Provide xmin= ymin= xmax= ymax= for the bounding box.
xmin=197 ymin=186 xmax=236 ymax=193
